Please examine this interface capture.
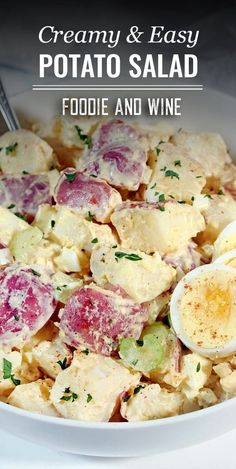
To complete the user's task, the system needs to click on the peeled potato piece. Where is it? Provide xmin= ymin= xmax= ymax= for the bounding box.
xmin=50 ymin=351 xmax=140 ymax=421
xmin=8 ymin=379 xmax=59 ymax=416
xmin=0 ymin=129 xmax=55 ymax=174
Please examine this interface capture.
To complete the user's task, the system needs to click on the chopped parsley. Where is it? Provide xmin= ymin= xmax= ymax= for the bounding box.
xmin=155 ymin=141 xmax=164 ymax=156
xmin=178 ymin=200 xmax=186 ymax=204
xmin=7 ymin=204 xmax=15 ymax=209
xmin=75 ymin=125 xmax=92 ymax=148
xmin=31 ymin=269 xmax=40 ymax=277
xmin=87 ymin=211 xmax=94 ymax=222
xmin=5 ymin=142 xmax=18 ymax=155
xmin=154 ymin=191 xmax=159 ymax=196
xmin=112 ymin=244 xmax=118 ymax=249
xmin=122 ymin=394 xmax=131 ymax=402
xmin=157 ymin=204 xmax=165 ymax=212
xmin=158 ymin=194 xmax=165 ymax=202
xmin=87 ymin=393 xmax=93 ymax=403
xmin=196 ymin=175 xmax=202 ymax=178
xmin=126 ymin=253 xmax=142 ymax=261
xmin=191 ymin=196 xmax=195 ymax=202
xmin=65 ymin=172 xmax=76 ymax=183
xmin=56 ymin=284 xmax=67 ymax=291
xmin=91 ymin=238 xmax=98 ymax=244
xmin=196 ymin=362 xmax=201 ymax=373
xmin=115 ymin=252 xmax=142 ymax=261
xmin=81 ymin=348 xmax=89 ymax=355
xmin=13 ymin=314 xmax=19 ymax=321
xmin=150 ymin=182 xmax=156 ymax=189
xmin=174 ymin=160 xmax=181 ymax=167
xmin=90 ymin=174 xmax=97 ymax=178
xmin=217 ymin=189 xmax=224 ymax=195
xmin=3 ymin=358 xmax=12 ymax=379
xmin=11 ymin=375 xmax=21 ymax=386
xmin=164 ymin=170 xmax=180 ymax=180
xmin=204 ymin=194 xmax=213 ymax=199
xmin=3 ymin=358 xmax=21 ymax=386
xmin=15 ymin=212 xmax=27 ymax=221
xmin=114 ymin=251 xmax=127 ymax=259
xmin=22 ymin=170 xmax=29 ymax=175
xmin=160 ymin=166 xmax=167 ymax=172
xmin=136 ymin=340 xmax=144 ymax=347
xmin=51 ymin=220 xmax=56 ymax=228
xmin=60 ymin=387 xmax=78 ymax=402
xmin=133 ymin=385 xmax=145 ymax=395
xmin=57 ymin=357 xmax=69 ymax=370
xmin=131 ymin=359 xmax=138 ymax=366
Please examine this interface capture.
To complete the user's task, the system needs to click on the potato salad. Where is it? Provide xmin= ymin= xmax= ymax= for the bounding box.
xmin=1 ymin=116 xmax=236 ymax=422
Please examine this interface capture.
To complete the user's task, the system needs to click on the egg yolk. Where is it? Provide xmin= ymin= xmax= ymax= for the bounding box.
xmin=179 ymin=270 xmax=236 ymax=349
xmin=205 ymin=286 xmax=231 ymax=321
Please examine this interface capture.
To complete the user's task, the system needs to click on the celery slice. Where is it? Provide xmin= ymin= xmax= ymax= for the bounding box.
xmin=141 ymin=322 xmax=169 ymax=344
xmin=119 ymin=334 xmax=164 ymax=372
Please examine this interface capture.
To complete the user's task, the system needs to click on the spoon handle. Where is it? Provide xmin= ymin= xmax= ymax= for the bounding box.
xmin=0 ymin=78 xmax=20 ymax=131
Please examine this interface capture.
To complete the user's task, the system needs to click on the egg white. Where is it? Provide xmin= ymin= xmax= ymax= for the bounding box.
xmin=214 ymin=249 xmax=236 ymax=268
xmin=170 ymin=263 xmax=236 ymax=358
xmin=213 ymin=220 xmax=236 ymax=260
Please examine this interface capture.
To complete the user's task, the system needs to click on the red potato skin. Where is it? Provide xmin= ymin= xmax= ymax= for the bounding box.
xmin=91 ymin=119 xmax=144 ymax=150
xmin=59 ymin=285 xmax=149 ymax=356
xmin=0 ymin=266 xmax=56 ymax=347
xmin=78 ymin=119 xmax=148 ymax=191
xmin=0 ymin=174 xmax=51 ymax=218
xmin=80 ymin=143 xmax=147 ymax=191
xmin=54 ymin=169 xmax=120 ymax=221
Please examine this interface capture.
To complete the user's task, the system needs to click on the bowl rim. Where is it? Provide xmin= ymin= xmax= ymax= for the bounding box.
xmin=1 ymin=85 xmax=236 ymax=433
xmin=1 ymin=394 xmax=236 ymax=429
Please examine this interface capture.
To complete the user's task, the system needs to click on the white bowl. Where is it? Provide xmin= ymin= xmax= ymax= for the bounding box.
xmin=1 ymin=86 xmax=236 ymax=457
xmin=1 ymin=398 xmax=236 ymax=457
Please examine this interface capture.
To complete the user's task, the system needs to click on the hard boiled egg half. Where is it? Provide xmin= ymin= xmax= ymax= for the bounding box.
xmin=213 ymin=220 xmax=236 ymax=260
xmin=170 ymin=264 xmax=236 ymax=358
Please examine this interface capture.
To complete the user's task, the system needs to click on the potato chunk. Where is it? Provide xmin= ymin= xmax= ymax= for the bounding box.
xmin=91 ymin=246 xmax=175 ymax=303
xmin=55 ymin=169 xmax=122 ymax=223
xmin=111 ymin=201 xmax=205 ymax=255
xmin=33 ymin=116 xmax=96 ymax=167
xmin=121 ymin=384 xmax=183 ymax=421
xmin=0 ymin=129 xmax=54 ymax=174
xmin=59 ymin=284 xmax=148 ymax=355
xmin=0 ymin=207 xmax=29 ymax=245
xmin=50 ymin=351 xmax=140 ymax=421
xmin=180 ymin=353 xmax=212 ymax=399
xmin=171 ymin=131 xmax=231 ymax=178
xmin=31 ymin=335 xmax=72 ymax=379
xmin=9 ymin=226 xmax=43 ymax=263
xmin=34 ymin=205 xmax=116 ymax=251
xmin=194 ymin=193 xmax=236 ymax=244
xmin=8 ymin=379 xmax=59 ymax=416
xmin=145 ymin=142 xmax=206 ymax=203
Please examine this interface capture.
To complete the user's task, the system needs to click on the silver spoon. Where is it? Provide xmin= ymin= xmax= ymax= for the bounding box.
xmin=0 ymin=78 xmax=20 ymax=131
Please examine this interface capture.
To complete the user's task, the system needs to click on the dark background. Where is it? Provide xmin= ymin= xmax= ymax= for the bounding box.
xmin=0 ymin=1 xmax=235 ymax=95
